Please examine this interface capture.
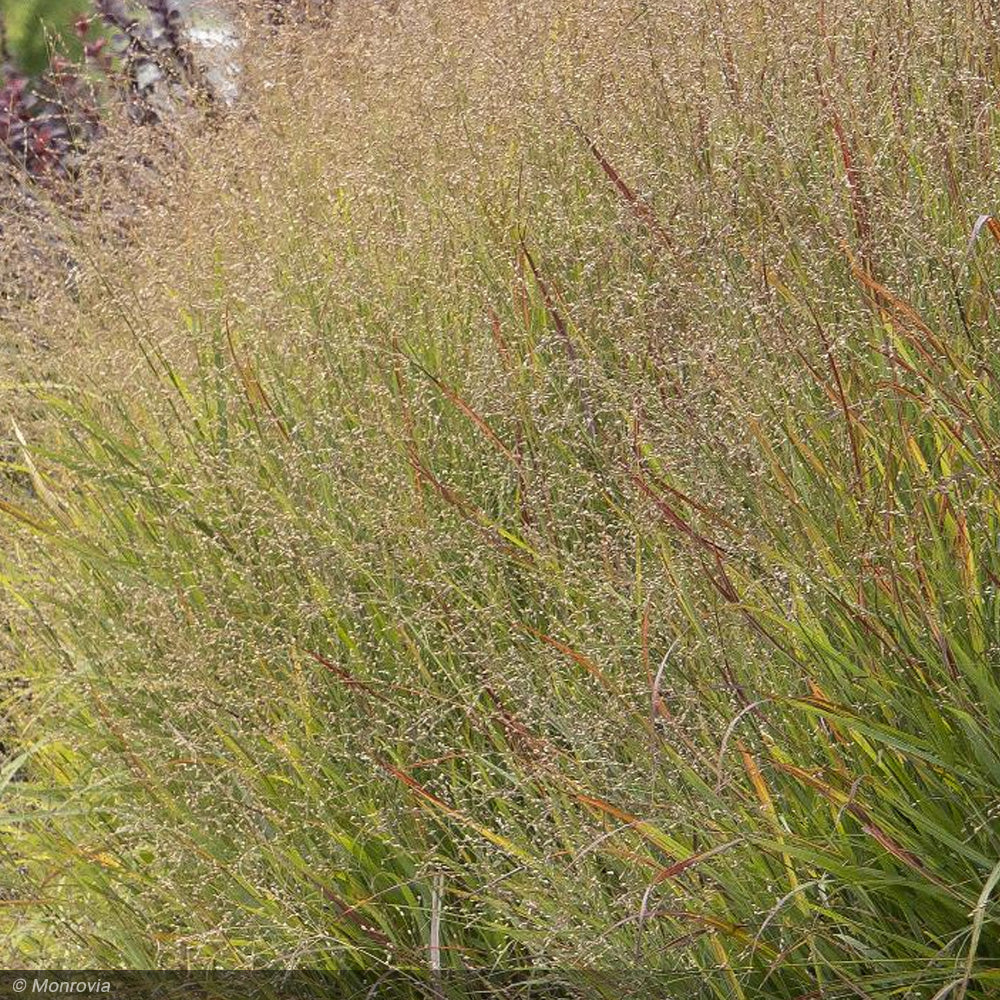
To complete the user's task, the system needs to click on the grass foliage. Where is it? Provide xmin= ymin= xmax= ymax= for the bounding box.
xmin=1 ymin=0 xmax=91 ymax=75
xmin=3 ymin=0 xmax=1000 ymax=992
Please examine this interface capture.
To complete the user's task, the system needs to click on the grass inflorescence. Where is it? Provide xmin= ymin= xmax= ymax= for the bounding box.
xmin=2 ymin=0 xmax=1000 ymax=993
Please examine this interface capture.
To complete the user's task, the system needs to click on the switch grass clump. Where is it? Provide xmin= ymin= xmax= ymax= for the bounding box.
xmin=2 ymin=0 xmax=1000 ymax=993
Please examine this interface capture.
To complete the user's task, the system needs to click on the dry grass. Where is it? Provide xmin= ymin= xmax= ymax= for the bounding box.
xmin=1 ymin=0 xmax=1000 ymax=991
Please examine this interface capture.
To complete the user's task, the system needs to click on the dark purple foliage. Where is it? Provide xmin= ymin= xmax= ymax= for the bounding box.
xmin=1 ymin=0 xmax=215 ymax=185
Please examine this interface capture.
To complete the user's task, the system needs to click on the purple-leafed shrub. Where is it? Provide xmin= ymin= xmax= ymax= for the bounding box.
xmin=1 ymin=1 xmax=217 ymax=186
